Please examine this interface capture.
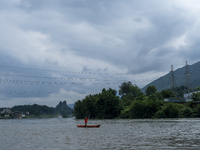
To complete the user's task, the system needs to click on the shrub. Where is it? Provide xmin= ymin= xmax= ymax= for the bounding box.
xmin=154 ymin=110 xmax=166 ymax=118
xmin=119 ymin=108 xmax=130 ymax=118
xmin=129 ymin=100 xmax=145 ymax=118
xmin=129 ymin=100 xmax=159 ymax=118
xmin=193 ymin=104 xmax=200 ymax=117
xmin=180 ymin=107 xmax=193 ymax=118
xmin=187 ymin=101 xmax=193 ymax=108
xmin=154 ymin=103 xmax=180 ymax=118
xmin=163 ymin=103 xmax=180 ymax=118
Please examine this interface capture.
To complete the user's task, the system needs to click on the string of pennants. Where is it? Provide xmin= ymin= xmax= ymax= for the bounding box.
xmin=0 ymin=78 xmax=155 ymax=85
xmin=0 ymin=64 xmax=166 ymax=77
xmin=0 ymin=79 xmax=119 ymax=85
xmin=0 ymin=73 xmax=132 ymax=81
xmin=0 ymin=64 xmax=113 ymax=75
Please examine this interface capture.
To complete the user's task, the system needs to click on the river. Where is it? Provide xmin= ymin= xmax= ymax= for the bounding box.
xmin=0 ymin=118 xmax=200 ymax=150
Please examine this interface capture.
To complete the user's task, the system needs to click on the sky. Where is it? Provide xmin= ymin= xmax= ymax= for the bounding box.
xmin=1 ymin=0 xmax=200 ymax=107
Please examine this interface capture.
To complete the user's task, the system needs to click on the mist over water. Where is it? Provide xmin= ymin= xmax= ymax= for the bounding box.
xmin=0 ymin=118 xmax=200 ymax=150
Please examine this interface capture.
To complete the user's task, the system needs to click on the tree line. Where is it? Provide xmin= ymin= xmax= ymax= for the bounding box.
xmin=1 ymin=101 xmax=73 ymax=118
xmin=74 ymin=81 xmax=200 ymax=119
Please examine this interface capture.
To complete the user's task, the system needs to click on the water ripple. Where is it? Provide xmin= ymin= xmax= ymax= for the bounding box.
xmin=0 ymin=118 xmax=200 ymax=149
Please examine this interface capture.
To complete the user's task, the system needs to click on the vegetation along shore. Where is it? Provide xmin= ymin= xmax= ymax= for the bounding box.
xmin=1 ymin=84 xmax=200 ymax=120
xmin=0 ymin=101 xmax=73 ymax=119
xmin=74 ymin=82 xmax=200 ymax=119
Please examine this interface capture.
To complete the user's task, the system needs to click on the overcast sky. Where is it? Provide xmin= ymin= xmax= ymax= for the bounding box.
xmin=1 ymin=0 xmax=200 ymax=107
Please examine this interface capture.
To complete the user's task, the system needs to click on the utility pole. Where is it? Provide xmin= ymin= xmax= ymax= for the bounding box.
xmin=184 ymin=61 xmax=191 ymax=98
xmin=170 ymin=65 xmax=176 ymax=95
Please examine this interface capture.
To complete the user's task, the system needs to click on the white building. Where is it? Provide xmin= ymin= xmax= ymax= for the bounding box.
xmin=184 ymin=91 xmax=200 ymax=101
xmin=1 ymin=108 xmax=11 ymax=114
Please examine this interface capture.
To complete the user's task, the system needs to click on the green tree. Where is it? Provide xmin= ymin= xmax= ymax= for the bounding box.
xmin=129 ymin=100 xmax=145 ymax=118
xmin=145 ymin=85 xmax=157 ymax=96
xmin=73 ymin=100 xmax=86 ymax=119
xmin=180 ymin=107 xmax=193 ymax=118
xmin=34 ymin=110 xmax=40 ymax=117
xmin=121 ymin=94 xmax=133 ymax=107
xmin=193 ymin=104 xmax=200 ymax=117
xmin=191 ymin=92 xmax=200 ymax=101
xmin=119 ymin=81 xmax=133 ymax=96
xmin=129 ymin=85 xmax=144 ymax=98
xmin=121 ymin=84 xmax=144 ymax=107
xmin=119 ymin=107 xmax=130 ymax=118
xmin=148 ymin=93 xmax=158 ymax=101
xmin=161 ymin=89 xmax=174 ymax=98
xmin=155 ymin=103 xmax=180 ymax=118
xmin=129 ymin=99 xmax=159 ymax=118
xmin=135 ymin=95 xmax=147 ymax=101
xmin=1 ymin=113 xmax=5 ymax=117
xmin=154 ymin=91 xmax=163 ymax=100
xmin=187 ymin=101 xmax=193 ymax=108
xmin=74 ymin=88 xmax=122 ymax=119
xmin=95 ymin=88 xmax=122 ymax=119
xmin=154 ymin=110 xmax=166 ymax=118
xmin=82 ymin=94 xmax=97 ymax=119
xmin=194 ymin=87 xmax=200 ymax=92
xmin=108 ymin=87 xmax=117 ymax=96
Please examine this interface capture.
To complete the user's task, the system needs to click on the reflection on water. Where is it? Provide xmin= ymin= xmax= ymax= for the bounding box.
xmin=0 ymin=118 xmax=200 ymax=150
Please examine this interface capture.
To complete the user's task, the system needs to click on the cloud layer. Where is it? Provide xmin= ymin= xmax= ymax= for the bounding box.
xmin=0 ymin=0 xmax=200 ymax=107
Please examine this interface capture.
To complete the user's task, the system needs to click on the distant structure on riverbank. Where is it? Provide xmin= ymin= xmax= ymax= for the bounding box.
xmin=164 ymin=90 xmax=200 ymax=103
xmin=0 ymin=108 xmax=24 ymax=119
xmin=1 ymin=108 xmax=11 ymax=114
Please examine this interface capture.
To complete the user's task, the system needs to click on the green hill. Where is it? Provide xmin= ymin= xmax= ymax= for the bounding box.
xmin=11 ymin=104 xmax=55 ymax=115
xmin=10 ymin=101 xmax=73 ymax=117
xmin=141 ymin=61 xmax=200 ymax=92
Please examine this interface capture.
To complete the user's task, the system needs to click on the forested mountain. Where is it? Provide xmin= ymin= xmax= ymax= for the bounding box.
xmin=141 ymin=61 xmax=200 ymax=92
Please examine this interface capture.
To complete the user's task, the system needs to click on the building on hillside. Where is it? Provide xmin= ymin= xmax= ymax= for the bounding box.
xmin=13 ymin=111 xmax=22 ymax=119
xmin=164 ymin=91 xmax=200 ymax=103
xmin=22 ymin=114 xmax=26 ymax=118
xmin=184 ymin=91 xmax=200 ymax=101
xmin=1 ymin=108 xmax=12 ymax=114
xmin=4 ymin=113 xmax=10 ymax=117
xmin=169 ymin=97 xmax=186 ymax=103
xmin=1 ymin=108 xmax=12 ymax=117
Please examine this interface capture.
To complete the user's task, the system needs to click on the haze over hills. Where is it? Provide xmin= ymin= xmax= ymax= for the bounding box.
xmin=68 ymin=103 xmax=75 ymax=109
xmin=141 ymin=61 xmax=200 ymax=92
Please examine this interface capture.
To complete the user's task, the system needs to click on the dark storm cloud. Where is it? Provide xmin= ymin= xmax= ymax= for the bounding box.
xmin=13 ymin=0 xmax=196 ymax=66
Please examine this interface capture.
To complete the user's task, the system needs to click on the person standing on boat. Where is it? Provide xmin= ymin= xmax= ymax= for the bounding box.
xmin=84 ymin=116 xmax=88 ymax=127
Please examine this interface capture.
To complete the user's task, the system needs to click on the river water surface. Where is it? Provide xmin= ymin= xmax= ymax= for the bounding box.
xmin=0 ymin=118 xmax=200 ymax=150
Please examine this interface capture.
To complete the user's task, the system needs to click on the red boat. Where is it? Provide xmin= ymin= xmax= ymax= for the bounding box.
xmin=77 ymin=125 xmax=100 ymax=128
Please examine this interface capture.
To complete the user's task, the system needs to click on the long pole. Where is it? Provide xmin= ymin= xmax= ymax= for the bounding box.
xmin=86 ymin=114 xmax=90 ymax=128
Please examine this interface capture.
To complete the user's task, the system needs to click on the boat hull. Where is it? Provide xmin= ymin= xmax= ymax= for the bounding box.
xmin=77 ymin=125 xmax=100 ymax=128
